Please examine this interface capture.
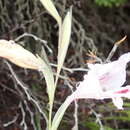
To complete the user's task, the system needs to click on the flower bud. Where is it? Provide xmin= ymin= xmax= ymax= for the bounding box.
xmin=0 ymin=39 xmax=43 ymax=70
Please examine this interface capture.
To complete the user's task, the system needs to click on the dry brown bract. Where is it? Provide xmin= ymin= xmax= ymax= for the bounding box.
xmin=0 ymin=39 xmax=43 ymax=70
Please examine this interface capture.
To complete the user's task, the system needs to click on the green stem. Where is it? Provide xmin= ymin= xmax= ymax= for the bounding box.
xmin=48 ymin=100 xmax=53 ymax=130
xmin=40 ymin=69 xmax=55 ymax=130
xmin=51 ymin=95 xmax=74 ymax=130
xmin=47 ymin=20 xmax=62 ymax=130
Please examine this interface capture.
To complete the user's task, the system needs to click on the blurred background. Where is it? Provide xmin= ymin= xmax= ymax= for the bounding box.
xmin=0 ymin=0 xmax=130 ymax=129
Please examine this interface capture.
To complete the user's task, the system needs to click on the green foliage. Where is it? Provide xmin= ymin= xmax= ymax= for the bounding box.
xmin=85 ymin=122 xmax=100 ymax=130
xmin=103 ymin=126 xmax=114 ymax=130
xmin=94 ymin=0 xmax=127 ymax=7
xmin=34 ymin=112 xmax=42 ymax=130
xmin=84 ymin=122 xmax=114 ymax=130
xmin=103 ymin=102 xmax=130 ymax=122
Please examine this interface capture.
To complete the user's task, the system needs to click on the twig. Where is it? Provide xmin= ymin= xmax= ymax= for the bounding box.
xmin=106 ymin=36 xmax=127 ymax=62
xmin=0 ymin=82 xmax=20 ymax=97
xmin=19 ymin=102 xmax=28 ymax=130
xmin=50 ymin=63 xmax=88 ymax=73
xmin=72 ymin=100 xmax=78 ymax=130
xmin=90 ymin=109 xmax=104 ymax=130
xmin=3 ymin=115 xmax=19 ymax=127
xmin=24 ymin=100 xmax=37 ymax=130
xmin=87 ymin=50 xmax=102 ymax=63
xmin=15 ymin=32 xmax=52 ymax=54
xmin=72 ymin=98 xmax=78 ymax=130
xmin=64 ymin=76 xmax=79 ymax=130
xmin=4 ymin=60 xmax=48 ymax=128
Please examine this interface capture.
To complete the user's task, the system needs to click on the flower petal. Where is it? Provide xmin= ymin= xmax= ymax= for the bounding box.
xmin=70 ymin=52 xmax=130 ymax=109
xmin=88 ymin=55 xmax=128 ymax=91
xmin=112 ymin=97 xmax=123 ymax=109
xmin=118 ymin=52 xmax=130 ymax=65
xmin=72 ymin=72 xmax=103 ymax=100
xmin=114 ymin=85 xmax=130 ymax=98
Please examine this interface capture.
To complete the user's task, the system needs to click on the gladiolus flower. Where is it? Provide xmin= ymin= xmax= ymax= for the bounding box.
xmin=0 ymin=39 xmax=43 ymax=70
xmin=70 ymin=52 xmax=130 ymax=109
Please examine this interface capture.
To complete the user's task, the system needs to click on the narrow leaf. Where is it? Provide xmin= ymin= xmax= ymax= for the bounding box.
xmin=37 ymin=55 xmax=55 ymax=101
xmin=51 ymin=96 xmax=73 ymax=130
xmin=40 ymin=0 xmax=61 ymax=25
xmin=57 ymin=8 xmax=72 ymax=81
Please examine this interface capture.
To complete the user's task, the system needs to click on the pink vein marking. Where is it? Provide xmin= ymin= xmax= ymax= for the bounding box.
xmin=116 ymin=89 xmax=129 ymax=94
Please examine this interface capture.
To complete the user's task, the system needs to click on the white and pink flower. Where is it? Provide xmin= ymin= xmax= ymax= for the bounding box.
xmin=70 ymin=52 xmax=130 ymax=109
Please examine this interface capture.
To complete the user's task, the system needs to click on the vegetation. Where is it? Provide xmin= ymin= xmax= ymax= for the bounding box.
xmin=0 ymin=0 xmax=130 ymax=130
xmin=95 ymin=0 xmax=127 ymax=7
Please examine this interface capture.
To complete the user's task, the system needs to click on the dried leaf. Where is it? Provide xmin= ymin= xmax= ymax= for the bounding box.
xmin=0 ymin=40 xmax=43 ymax=70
